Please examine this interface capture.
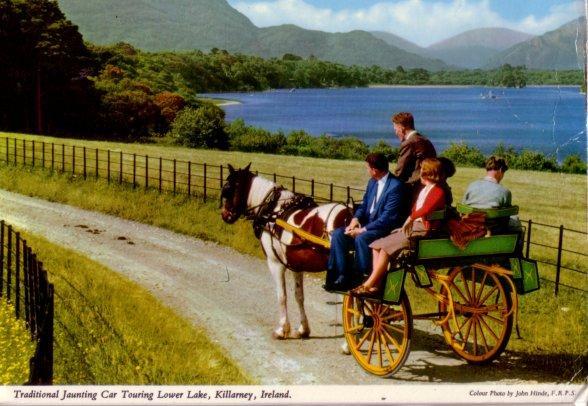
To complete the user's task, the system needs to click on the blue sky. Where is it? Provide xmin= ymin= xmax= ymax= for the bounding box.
xmin=229 ymin=0 xmax=585 ymax=46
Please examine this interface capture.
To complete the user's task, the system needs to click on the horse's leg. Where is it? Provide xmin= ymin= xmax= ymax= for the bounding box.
xmin=292 ymin=271 xmax=310 ymax=339
xmin=262 ymin=232 xmax=291 ymax=339
xmin=268 ymin=257 xmax=290 ymax=339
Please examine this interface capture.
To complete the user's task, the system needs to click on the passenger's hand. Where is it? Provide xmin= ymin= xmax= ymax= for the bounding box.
xmin=345 ymin=218 xmax=360 ymax=233
xmin=346 ymin=227 xmax=366 ymax=238
xmin=402 ymin=217 xmax=414 ymax=236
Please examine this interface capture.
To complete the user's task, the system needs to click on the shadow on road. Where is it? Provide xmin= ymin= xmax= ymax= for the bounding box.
xmin=392 ymin=328 xmax=586 ymax=383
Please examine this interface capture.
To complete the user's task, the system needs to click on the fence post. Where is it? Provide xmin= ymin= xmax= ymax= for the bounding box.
xmin=23 ymin=241 xmax=29 ymax=326
xmin=119 ymin=151 xmax=123 ymax=184
xmin=28 ymin=249 xmax=37 ymax=335
xmin=83 ymin=147 xmax=86 ymax=179
xmin=132 ymin=154 xmax=136 ymax=188
xmin=173 ymin=159 xmax=177 ymax=195
xmin=554 ymin=225 xmax=564 ymax=296
xmin=42 ymin=142 xmax=45 ymax=168
xmin=5 ymin=138 xmax=8 ymax=163
xmin=220 ymin=164 xmax=224 ymax=189
xmin=329 ymin=183 xmax=334 ymax=202
xmin=22 ymin=139 xmax=26 ymax=166
xmin=0 ymin=221 xmax=4 ymax=296
xmin=273 ymin=173 xmax=277 ymax=183
xmin=292 ymin=176 xmax=296 ymax=193
xmin=311 ymin=179 xmax=315 ymax=197
xmin=203 ymin=163 xmax=207 ymax=202
xmin=145 ymin=155 xmax=149 ymax=189
xmin=188 ymin=161 xmax=191 ymax=196
xmin=72 ymin=146 xmax=75 ymax=175
xmin=107 ymin=150 xmax=110 ymax=183
xmin=525 ymin=220 xmax=532 ymax=259
xmin=219 ymin=165 xmax=224 ymax=207
xmin=95 ymin=149 xmax=99 ymax=179
xmin=15 ymin=232 xmax=20 ymax=318
xmin=32 ymin=140 xmax=35 ymax=167
xmin=346 ymin=186 xmax=350 ymax=204
xmin=14 ymin=138 xmax=17 ymax=165
xmin=51 ymin=143 xmax=54 ymax=171
xmin=61 ymin=144 xmax=64 ymax=173
xmin=159 ymin=157 xmax=162 ymax=193
xmin=6 ymin=225 xmax=12 ymax=301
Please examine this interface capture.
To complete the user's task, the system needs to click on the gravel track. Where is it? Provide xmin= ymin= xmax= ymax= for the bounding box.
xmin=0 ymin=190 xmax=563 ymax=384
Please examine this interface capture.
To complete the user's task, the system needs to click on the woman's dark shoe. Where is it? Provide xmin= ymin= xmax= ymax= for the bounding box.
xmin=350 ymin=284 xmax=381 ymax=299
xmin=323 ymin=280 xmax=351 ymax=292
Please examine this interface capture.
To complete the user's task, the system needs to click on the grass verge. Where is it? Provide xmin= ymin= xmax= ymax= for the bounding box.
xmin=0 ymin=301 xmax=35 ymax=385
xmin=11 ymin=230 xmax=253 ymax=384
xmin=0 ymin=163 xmax=585 ymax=377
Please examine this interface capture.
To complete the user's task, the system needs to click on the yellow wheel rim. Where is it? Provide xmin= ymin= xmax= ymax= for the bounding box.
xmin=439 ymin=263 xmax=513 ymax=364
xmin=343 ymin=294 xmax=412 ymax=377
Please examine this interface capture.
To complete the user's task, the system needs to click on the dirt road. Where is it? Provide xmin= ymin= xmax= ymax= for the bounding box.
xmin=0 ymin=190 xmax=562 ymax=384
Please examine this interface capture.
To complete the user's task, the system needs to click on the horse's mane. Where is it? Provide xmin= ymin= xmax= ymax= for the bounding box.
xmin=247 ymin=176 xmax=294 ymax=214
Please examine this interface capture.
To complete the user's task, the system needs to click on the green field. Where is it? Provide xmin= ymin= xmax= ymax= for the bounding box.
xmin=0 ymin=132 xmax=585 ymax=381
xmin=4 ymin=231 xmax=252 ymax=385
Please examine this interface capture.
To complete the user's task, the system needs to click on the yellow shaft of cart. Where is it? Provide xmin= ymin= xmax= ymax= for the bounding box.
xmin=275 ymin=219 xmax=331 ymax=249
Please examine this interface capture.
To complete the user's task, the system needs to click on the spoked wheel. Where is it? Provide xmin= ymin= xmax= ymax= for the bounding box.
xmin=439 ymin=263 xmax=513 ymax=365
xmin=343 ymin=293 xmax=412 ymax=377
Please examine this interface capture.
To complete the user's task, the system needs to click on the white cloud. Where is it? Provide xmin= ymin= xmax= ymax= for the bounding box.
xmin=230 ymin=0 xmax=584 ymax=47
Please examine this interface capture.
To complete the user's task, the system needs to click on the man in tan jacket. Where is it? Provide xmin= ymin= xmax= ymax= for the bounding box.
xmin=392 ymin=112 xmax=437 ymax=190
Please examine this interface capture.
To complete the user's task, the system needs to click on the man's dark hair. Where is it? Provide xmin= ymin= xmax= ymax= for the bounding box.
xmin=439 ymin=157 xmax=456 ymax=179
xmin=366 ymin=153 xmax=389 ymax=172
xmin=485 ymin=156 xmax=509 ymax=172
xmin=392 ymin=112 xmax=415 ymax=130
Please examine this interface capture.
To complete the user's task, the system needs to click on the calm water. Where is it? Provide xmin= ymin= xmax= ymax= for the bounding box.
xmin=205 ymin=87 xmax=587 ymax=160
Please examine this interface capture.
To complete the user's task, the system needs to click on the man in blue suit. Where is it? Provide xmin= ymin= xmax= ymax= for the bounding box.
xmin=324 ymin=153 xmax=406 ymax=291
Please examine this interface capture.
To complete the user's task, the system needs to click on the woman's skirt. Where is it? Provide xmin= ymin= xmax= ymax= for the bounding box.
xmin=369 ymin=221 xmax=427 ymax=256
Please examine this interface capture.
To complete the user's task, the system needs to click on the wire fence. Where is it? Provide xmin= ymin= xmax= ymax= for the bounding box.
xmin=1 ymin=220 xmax=54 ymax=384
xmin=0 ymin=135 xmax=585 ymax=295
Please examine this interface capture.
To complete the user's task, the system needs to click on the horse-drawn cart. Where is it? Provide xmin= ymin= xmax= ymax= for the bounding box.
xmin=220 ymin=166 xmax=540 ymax=378
xmin=339 ymin=204 xmax=540 ymax=377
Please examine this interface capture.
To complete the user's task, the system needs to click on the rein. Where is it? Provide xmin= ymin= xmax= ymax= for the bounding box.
xmin=244 ymin=186 xmax=286 ymax=238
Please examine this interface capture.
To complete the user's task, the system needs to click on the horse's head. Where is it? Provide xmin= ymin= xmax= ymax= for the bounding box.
xmin=221 ymin=163 xmax=255 ymax=224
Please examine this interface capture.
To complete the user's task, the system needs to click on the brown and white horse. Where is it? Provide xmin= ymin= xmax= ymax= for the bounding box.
xmin=221 ymin=164 xmax=351 ymax=339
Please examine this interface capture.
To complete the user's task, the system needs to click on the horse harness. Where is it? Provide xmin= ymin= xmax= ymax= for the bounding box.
xmin=245 ymin=186 xmax=340 ymax=271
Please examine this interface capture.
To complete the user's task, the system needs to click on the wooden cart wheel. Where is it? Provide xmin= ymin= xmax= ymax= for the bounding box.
xmin=343 ymin=293 xmax=412 ymax=377
xmin=439 ymin=263 xmax=513 ymax=364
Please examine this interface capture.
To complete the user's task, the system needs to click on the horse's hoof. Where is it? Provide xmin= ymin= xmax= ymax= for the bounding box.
xmin=291 ymin=330 xmax=311 ymax=339
xmin=340 ymin=341 xmax=351 ymax=355
xmin=272 ymin=331 xmax=288 ymax=340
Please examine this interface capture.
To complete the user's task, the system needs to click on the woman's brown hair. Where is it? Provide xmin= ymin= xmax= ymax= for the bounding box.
xmin=420 ymin=158 xmax=444 ymax=183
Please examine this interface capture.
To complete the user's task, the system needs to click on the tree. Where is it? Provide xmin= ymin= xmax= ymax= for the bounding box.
xmin=441 ymin=143 xmax=486 ymax=167
xmin=169 ymin=104 xmax=228 ymax=149
xmin=493 ymin=64 xmax=527 ymax=88
xmin=560 ymin=154 xmax=587 ymax=174
xmin=153 ymin=92 xmax=186 ymax=129
xmin=0 ymin=0 xmax=97 ymax=134
xmin=101 ymin=89 xmax=161 ymax=139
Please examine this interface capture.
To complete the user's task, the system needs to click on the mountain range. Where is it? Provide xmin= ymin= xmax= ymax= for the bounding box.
xmin=57 ymin=0 xmax=448 ymax=70
xmin=57 ymin=0 xmax=585 ymax=70
xmin=484 ymin=17 xmax=587 ymax=70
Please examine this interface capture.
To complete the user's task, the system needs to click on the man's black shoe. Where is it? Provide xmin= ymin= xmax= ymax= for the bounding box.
xmin=323 ymin=281 xmax=351 ymax=292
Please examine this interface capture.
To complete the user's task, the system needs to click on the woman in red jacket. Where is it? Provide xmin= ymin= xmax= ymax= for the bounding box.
xmin=351 ymin=158 xmax=449 ymax=298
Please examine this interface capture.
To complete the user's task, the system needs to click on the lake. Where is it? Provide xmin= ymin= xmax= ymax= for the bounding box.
xmin=204 ymin=86 xmax=586 ymax=161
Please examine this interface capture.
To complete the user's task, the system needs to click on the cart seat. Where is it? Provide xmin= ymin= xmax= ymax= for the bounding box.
xmin=456 ymin=203 xmax=519 ymax=219
xmin=412 ymin=205 xmax=520 ymax=264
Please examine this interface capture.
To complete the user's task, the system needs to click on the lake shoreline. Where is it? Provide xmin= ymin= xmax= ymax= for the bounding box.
xmin=203 ymin=86 xmax=585 ymax=159
xmin=201 ymin=84 xmax=581 ymax=94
